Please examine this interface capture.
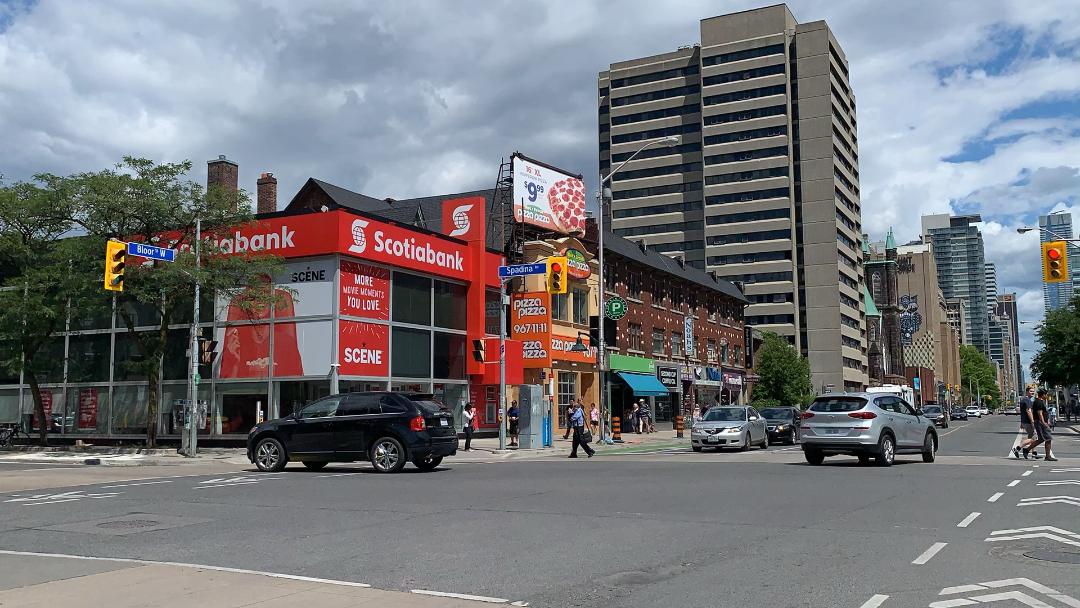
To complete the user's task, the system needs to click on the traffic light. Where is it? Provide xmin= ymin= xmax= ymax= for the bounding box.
xmin=547 ymin=256 xmax=568 ymax=294
xmin=1042 ymin=241 xmax=1069 ymax=283
xmin=199 ymin=339 xmax=219 ymax=365
xmin=104 ymin=240 xmax=126 ymax=292
xmin=471 ymin=339 xmax=486 ymax=362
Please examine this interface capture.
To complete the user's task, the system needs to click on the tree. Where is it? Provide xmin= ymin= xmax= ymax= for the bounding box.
xmin=959 ymin=345 xmax=1002 ymax=406
xmin=1031 ymin=295 xmax=1080 ymax=388
xmin=0 ymin=180 xmax=105 ymax=446
xmin=57 ymin=157 xmax=285 ymax=447
xmin=750 ymin=331 xmax=813 ymax=407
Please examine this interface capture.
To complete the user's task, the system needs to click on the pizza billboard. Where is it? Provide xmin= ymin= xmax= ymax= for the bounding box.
xmin=512 ymin=154 xmax=586 ymax=236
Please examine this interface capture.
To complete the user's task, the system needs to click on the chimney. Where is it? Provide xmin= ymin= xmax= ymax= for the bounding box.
xmin=675 ymin=254 xmax=686 ymax=268
xmin=638 ymin=239 xmax=647 ymax=253
xmin=708 ymin=270 xmax=718 ymax=282
xmin=207 ymin=155 xmax=239 ymax=193
xmin=256 ymin=172 xmax=278 ymax=214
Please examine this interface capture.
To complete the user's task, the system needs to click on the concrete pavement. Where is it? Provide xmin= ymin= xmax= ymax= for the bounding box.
xmin=0 ymin=414 xmax=1076 ymax=607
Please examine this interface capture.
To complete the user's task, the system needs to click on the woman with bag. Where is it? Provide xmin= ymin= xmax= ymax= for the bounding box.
xmin=569 ymin=402 xmax=595 ymax=459
xmin=462 ymin=402 xmax=475 ymax=451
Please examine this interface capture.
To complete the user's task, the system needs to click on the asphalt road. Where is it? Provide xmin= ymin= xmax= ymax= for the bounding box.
xmin=1 ymin=414 xmax=1078 ymax=607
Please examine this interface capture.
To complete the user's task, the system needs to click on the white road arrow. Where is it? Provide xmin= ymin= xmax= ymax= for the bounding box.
xmin=1017 ymin=496 xmax=1080 ymax=508
xmin=933 ymin=578 xmax=1080 ymax=608
xmin=1037 ymin=480 xmax=1080 ymax=486
xmin=1050 ymin=468 xmax=1080 ymax=473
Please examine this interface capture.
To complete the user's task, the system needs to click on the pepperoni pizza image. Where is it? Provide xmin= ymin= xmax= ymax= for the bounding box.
xmin=547 ymin=177 xmax=586 ymax=235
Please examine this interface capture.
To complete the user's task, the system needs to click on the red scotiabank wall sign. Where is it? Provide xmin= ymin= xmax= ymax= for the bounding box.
xmin=339 ymin=320 xmax=390 ymax=376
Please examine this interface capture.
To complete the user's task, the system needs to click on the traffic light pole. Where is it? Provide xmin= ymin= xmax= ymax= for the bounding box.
xmin=498 ymin=276 xmax=507 ymax=452
xmin=185 ymin=218 xmax=201 ymax=457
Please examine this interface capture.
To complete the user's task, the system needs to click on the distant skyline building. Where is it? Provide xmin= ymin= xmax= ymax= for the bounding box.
xmin=1039 ymin=213 xmax=1074 ymax=314
xmin=922 ymin=213 xmax=989 ymax=354
xmin=945 ymin=298 xmax=967 ymax=347
xmin=984 ymin=262 xmax=998 ymax=313
xmin=996 ymin=293 xmax=1021 ymax=401
xmin=597 ymin=3 xmax=867 ymax=391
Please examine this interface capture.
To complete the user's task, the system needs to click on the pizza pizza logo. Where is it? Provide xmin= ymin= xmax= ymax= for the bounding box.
xmin=547 ymin=177 xmax=586 ymax=235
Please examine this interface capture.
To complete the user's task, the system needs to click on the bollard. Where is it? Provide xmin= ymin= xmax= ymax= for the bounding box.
xmin=675 ymin=414 xmax=684 ymax=438
xmin=611 ymin=416 xmax=622 ymax=442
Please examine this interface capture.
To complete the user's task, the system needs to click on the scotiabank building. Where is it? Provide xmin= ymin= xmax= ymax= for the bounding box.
xmin=0 ymin=180 xmax=524 ymax=441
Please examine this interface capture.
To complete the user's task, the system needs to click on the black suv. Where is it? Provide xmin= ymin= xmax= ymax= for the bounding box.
xmin=247 ymin=392 xmax=457 ymax=473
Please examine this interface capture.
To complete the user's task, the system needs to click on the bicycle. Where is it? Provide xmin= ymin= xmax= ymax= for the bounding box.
xmin=0 ymin=424 xmax=25 ymax=448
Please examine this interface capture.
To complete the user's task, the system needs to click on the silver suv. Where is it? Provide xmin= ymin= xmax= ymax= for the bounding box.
xmin=800 ymin=392 xmax=938 ymax=466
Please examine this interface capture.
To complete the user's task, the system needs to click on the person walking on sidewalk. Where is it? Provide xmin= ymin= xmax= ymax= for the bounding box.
xmin=1031 ymin=388 xmax=1058 ymax=462
xmin=568 ymin=402 xmax=594 ymax=458
xmin=507 ymin=401 xmax=520 ymax=447
xmin=589 ymin=403 xmax=599 ymax=435
xmin=1013 ymin=387 xmax=1039 ymax=459
xmin=564 ymin=400 xmax=582 ymax=440
xmin=462 ymin=402 xmax=475 ymax=451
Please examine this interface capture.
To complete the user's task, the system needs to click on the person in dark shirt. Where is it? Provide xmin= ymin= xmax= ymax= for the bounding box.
xmin=1013 ymin=387 xmax=1039 ymax=459
xmin=1029 ymin=388 xmax=1057 ymax=462
xmin=507 ymin=401 xmax=520 ymax=447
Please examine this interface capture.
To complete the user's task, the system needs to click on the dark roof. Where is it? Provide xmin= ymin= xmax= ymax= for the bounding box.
xmin=602 ymin=231 xmax=747 ymax=302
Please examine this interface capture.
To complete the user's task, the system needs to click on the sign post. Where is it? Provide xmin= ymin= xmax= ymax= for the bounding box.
xmin=185 ymin=219 xmax=201 ymax=457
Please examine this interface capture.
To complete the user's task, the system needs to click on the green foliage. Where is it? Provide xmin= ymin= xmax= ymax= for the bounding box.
xmin=751 ymin=331 xmax=814 ymax=406
xmin=750 ymin=398 xmax=782 ymax=410
xmin=959 ymin=345 xmax=1002 ymax=405
xmin=1031 ymin=296 xmax=1080 ymax=387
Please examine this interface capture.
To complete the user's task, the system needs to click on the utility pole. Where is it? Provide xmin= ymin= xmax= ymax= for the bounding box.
xmin=498 ymin=276 xmax=507 ymax=451
xmin=185 ymin=218 xmax=201 ymax=457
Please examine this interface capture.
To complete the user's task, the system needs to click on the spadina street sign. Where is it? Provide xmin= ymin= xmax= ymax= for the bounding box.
xmin=499 ymin=262 xmax=547 ymax=278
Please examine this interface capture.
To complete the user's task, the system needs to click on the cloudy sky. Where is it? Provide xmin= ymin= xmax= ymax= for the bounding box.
xmin=2 ymin=0 xmax=1078 ymax=380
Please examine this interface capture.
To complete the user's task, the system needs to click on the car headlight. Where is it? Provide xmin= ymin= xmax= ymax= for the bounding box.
xmin=724 ymin=426 xmax=743 ymax=433
xmin=775 ymin=424 xmax=787 ymax=431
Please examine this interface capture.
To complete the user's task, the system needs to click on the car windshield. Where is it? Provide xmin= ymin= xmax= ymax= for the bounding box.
xmin=703 ymin=408 xmax=746 ymax=422
xmin=809 ymin=397 xmax=867 ymax=412
xmin=923 ymin=406 xmax=941 ymax=414
xmin=760 ymin=408 xmax=792 ymax=419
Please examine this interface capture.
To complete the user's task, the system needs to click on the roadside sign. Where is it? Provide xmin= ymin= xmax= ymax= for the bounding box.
xmin=913 ymin=377 xmax=921 ymax=390
xmin=127 ymin=242 xmax=177 ymax=262
xmin=605 ymin=296 xmax=627 ymax=320
xmin=498 ymin=262 xmax=547 ymax=278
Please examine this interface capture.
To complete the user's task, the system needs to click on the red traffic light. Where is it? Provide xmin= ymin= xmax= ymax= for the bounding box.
xmin=1047 ymin=248 xmax=1062 ymax=261
xmin=551 ymin=263 xmax=562 ymax=273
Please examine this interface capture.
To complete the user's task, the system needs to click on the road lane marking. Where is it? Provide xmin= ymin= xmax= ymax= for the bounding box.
xmin=0 ymin=549 xmax=372 ymax=588
xmin=1051 ymin=468 xmax=1080 ymax=473
xmin=988 ymin=492 xmax=1004 ymax=503
xmin=1018 ymin=496 xmax=1080 ymax=508
xmin=4 ymin=490 xmax=121 ymax=505
xmin=1022 ymin=471 xmax=1033 ymax=477
xmin=193 ymin=481 xmax=261 ymax=490
xmin=933 ymin=578 xmax=1080 ymax=608
xmin=858 ymin=594 xmax=889 ymax=608
xmin=101 ymin=480 xmax=173 ymax=489
xmin=1037 ymin=480 xmax=1080 ymax=486
xmin=912 ymin=542 xmax=947 ymax=565
xmin=411 ymin=589 xmax=510 ymax=603
xmin=957 ymin=512 xmax=981 ymax=528
xmin=1007 ymin=480 xmax=1020 ymax=487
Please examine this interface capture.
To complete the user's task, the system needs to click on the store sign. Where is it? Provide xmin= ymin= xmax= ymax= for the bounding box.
xmin=78 ymin=388 xmax=99 ymax=429
xmin=340 ymin=214 xmax=471 ymax=281
xmin=550 ymin=335 xmax=596 ymax=363
xmin=684 ymin=315 xmax=694 ymax=353
xmin=510 ymin=291 xmax=551 ymax=368
xmin=656 ymin=366 xmax=680 ymax=389
xmin=560 ymin=248 xmax=591 ymax=279
xmin=723 ymin=372 xmax=743 ymax=387
xmin=339 ymin=260 xmax=390 ymax=320
xmin=339 ymin=320 xmax=390 ymax=376
xmin=512 ymin=154 xmax=586 ymax=235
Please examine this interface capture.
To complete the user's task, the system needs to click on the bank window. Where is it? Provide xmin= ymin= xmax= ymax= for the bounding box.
xmin=391 ymin=327 xmax=431 ymax=378
xmin=552 ymin=293 xmax=569 ymax=321
xmin=434 ymin=280 xmax=467 ymax=330
xmin=557 ymin=371 xmax=577 ymax=427
xmin=671 ymin=331 xmax=682 ymax=356
xmin=628 ymin=323 xmax=643 ymax=351
xmin=627 ymin=271 xmax=642 ymax=299
xmin=572 ymin=289 xmax=588 ymax=325
xmin=392 ymin=272 xmax=431 ymax=325
xmin=433 ymin=332 xmax=467 ymax=379
xmin=652 ymin=329 xmax=665 ymax=355
xmin=707 ymin=339 xmax=717 ymax=363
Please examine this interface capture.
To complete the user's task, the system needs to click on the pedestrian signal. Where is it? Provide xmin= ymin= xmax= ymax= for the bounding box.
xmin=1042 ymin=241 xmax=1069 ymax=283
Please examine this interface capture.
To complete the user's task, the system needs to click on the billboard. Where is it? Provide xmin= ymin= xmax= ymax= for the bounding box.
xmin=339 ymin=320 xmax=390 ymax=377
xmin=340 ymin=260 xmax=390 ymax=320
xmin=510 ymin=291 xmax=552 ymax=368
xmin=512 ymin=155 xmax=586 ymax=235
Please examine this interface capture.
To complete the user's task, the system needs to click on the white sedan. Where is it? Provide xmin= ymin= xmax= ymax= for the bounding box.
xmin=965 ymin=405 xmax=982 ymax=418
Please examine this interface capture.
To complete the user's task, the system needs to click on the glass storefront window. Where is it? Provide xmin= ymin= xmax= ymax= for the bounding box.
xmin=27 ymin=388 xmax=64 ymax=434
xmin=392 ymin=327 xmax=430 ymax=378
xmin=113 ymin=332 xmax=149 ymax=382
xmin=433 ymin=383 xmax=466 ymax=427
xmin=159 ymin=384 xmax=210 ymax=435
xmin=68 ymin=334 xmax=111 ymax=383
xmin=391 ymin=381 xmax=429 ymax=393
xmin=0 ymin=389 xmax=19 ymax=424
xmin=557 ymin=371 xmax=577 ymax=426
xmin=278 ymin=380 xmax=331 ymax=418
xmin=119 ymin=300 xmax=160 ymax=328
xmin=111 ymin=385 xmax=148 ymax=435
xmin=433 ymin=332 xmax=466 ymax=379
xmin=72 ymin=294 xmax=113 ymax=331
xmin=33 ymin=336 xmax=66 ymax=384
xmin=216 ymin=382 xmax=269 ymax=435
xmin=0 ymin=341 xmax=20 ymax=384
xmin=392 ymin=272 xmax=431 ymax=325
xmin=485 ymin=290 xmax=501 ymax=336
xmin=64 ymin=386 xmax=108 ymax=434
xmin=434 ymin=280 xmax=467 ymax=330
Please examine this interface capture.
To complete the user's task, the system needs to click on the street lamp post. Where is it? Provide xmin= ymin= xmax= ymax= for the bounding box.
xmin=594 ymin=135 xmax=680 ymax=444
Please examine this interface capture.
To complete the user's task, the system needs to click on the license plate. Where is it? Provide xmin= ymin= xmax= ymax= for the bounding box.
xmin=707 ymin=436 xmax=719 ymax=443
xmin=440 ymin=418 xmax=448 ymax=427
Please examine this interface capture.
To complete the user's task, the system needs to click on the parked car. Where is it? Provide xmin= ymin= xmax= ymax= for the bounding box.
xmin=691 ymin=406 xmax=769 ymax=452
xmin=760 ymin=407 xmax=802 ymax=444
xmin=247 ymin=392 xmax=458 ymax=473
xmin=801 ymin=392 xmax=938 ymax=467
xmin=965 ymin=405 xmax=982 ymax=418
xmin=921 ymin=405 xmax=949 ymax=429
xmin=980 ymin=406 xmax=990 ymax=416
xmin=1002 ymin=405 xmax=1019 ymax=415
xmin=950 ymin=408 xmax=968 ymax=421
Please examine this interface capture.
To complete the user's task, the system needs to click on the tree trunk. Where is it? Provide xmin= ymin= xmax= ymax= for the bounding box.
xmin=25 ymin=371 xmax=48 ymax=447
xmin=144 ymin=321 xmax=169 ymax=448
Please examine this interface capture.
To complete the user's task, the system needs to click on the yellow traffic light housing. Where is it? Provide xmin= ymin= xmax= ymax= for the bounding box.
xmin=104 ymin=240 xmax=126 ymax=292
xmin=547 ymin=256 xmax=568 ymax=294
xmin=1042 ymin=241 xmax=1069 ymax=283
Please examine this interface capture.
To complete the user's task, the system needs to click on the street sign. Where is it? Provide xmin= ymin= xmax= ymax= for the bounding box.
xmin=605 ymin=296 xmax=627 ymax=320
xmin=128 ymin=242 xmax=177 ymax=262
xmin=683 ymin=315 xmax=694 ymax=352
xmin=913 ymin=377 xmax=921 ymax=390
xmin=498 ymin=262 xmax=547 ymax=278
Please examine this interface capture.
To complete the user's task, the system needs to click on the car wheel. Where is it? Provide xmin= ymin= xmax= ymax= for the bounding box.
xmin=876 ymin=433 xmax=895 ymax=467
xmin=692 ymin=445 xmax=703 ymax=452
xmin=759 ymin=432 xmax=769 ymax=450
xmin=790 ymin=429 xmax=799 ymax=445
xmin=741 ymin=433 xmax=751 ymax=451
xmin=858 ymin=454 xmax=872 ymax=466
xmin=254 ymin=437 xmax=287 ymax=472
xmin=922 ymin=432 xmax=936 ymax=463
xmin=804 ymin=449 xmax=824 ymax=465
xmin=302 ymin=461 xmax=328 ymax=471
xmin=413 ymin=455 xmax=443 ymax=471
xmin=370 ymin=437 xmax=407 ymax=473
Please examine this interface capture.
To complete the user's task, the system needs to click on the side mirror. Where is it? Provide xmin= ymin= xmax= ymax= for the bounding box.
xmin=293 ymin=410 xmax=303 ymax=421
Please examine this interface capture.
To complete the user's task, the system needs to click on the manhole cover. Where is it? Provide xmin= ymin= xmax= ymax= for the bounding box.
xmin=96 ymin=519 xmax=160 ymax=530
xmin=1025 ymin=549 xmax=1080 ymax=564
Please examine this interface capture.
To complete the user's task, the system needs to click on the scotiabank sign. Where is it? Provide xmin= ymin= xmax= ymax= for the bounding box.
xmin=172 ymin=210 xmax=472 ymax=281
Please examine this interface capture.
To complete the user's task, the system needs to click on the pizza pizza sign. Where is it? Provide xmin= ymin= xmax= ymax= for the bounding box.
xmin=512 ymin=155 xmax=586 ymax=236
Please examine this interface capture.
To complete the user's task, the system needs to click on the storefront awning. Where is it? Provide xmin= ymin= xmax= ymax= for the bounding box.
xmin=615 ymin=372 xmax=670 ymax=396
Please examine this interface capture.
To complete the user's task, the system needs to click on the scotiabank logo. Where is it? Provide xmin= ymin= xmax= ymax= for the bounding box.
xmin=348 ymin=219 xmax=369 ymax=254
xmin=177 ymin=226 xmax=297 ymax=254
xmin=448 ymin=203 xmax=473 ymax=237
